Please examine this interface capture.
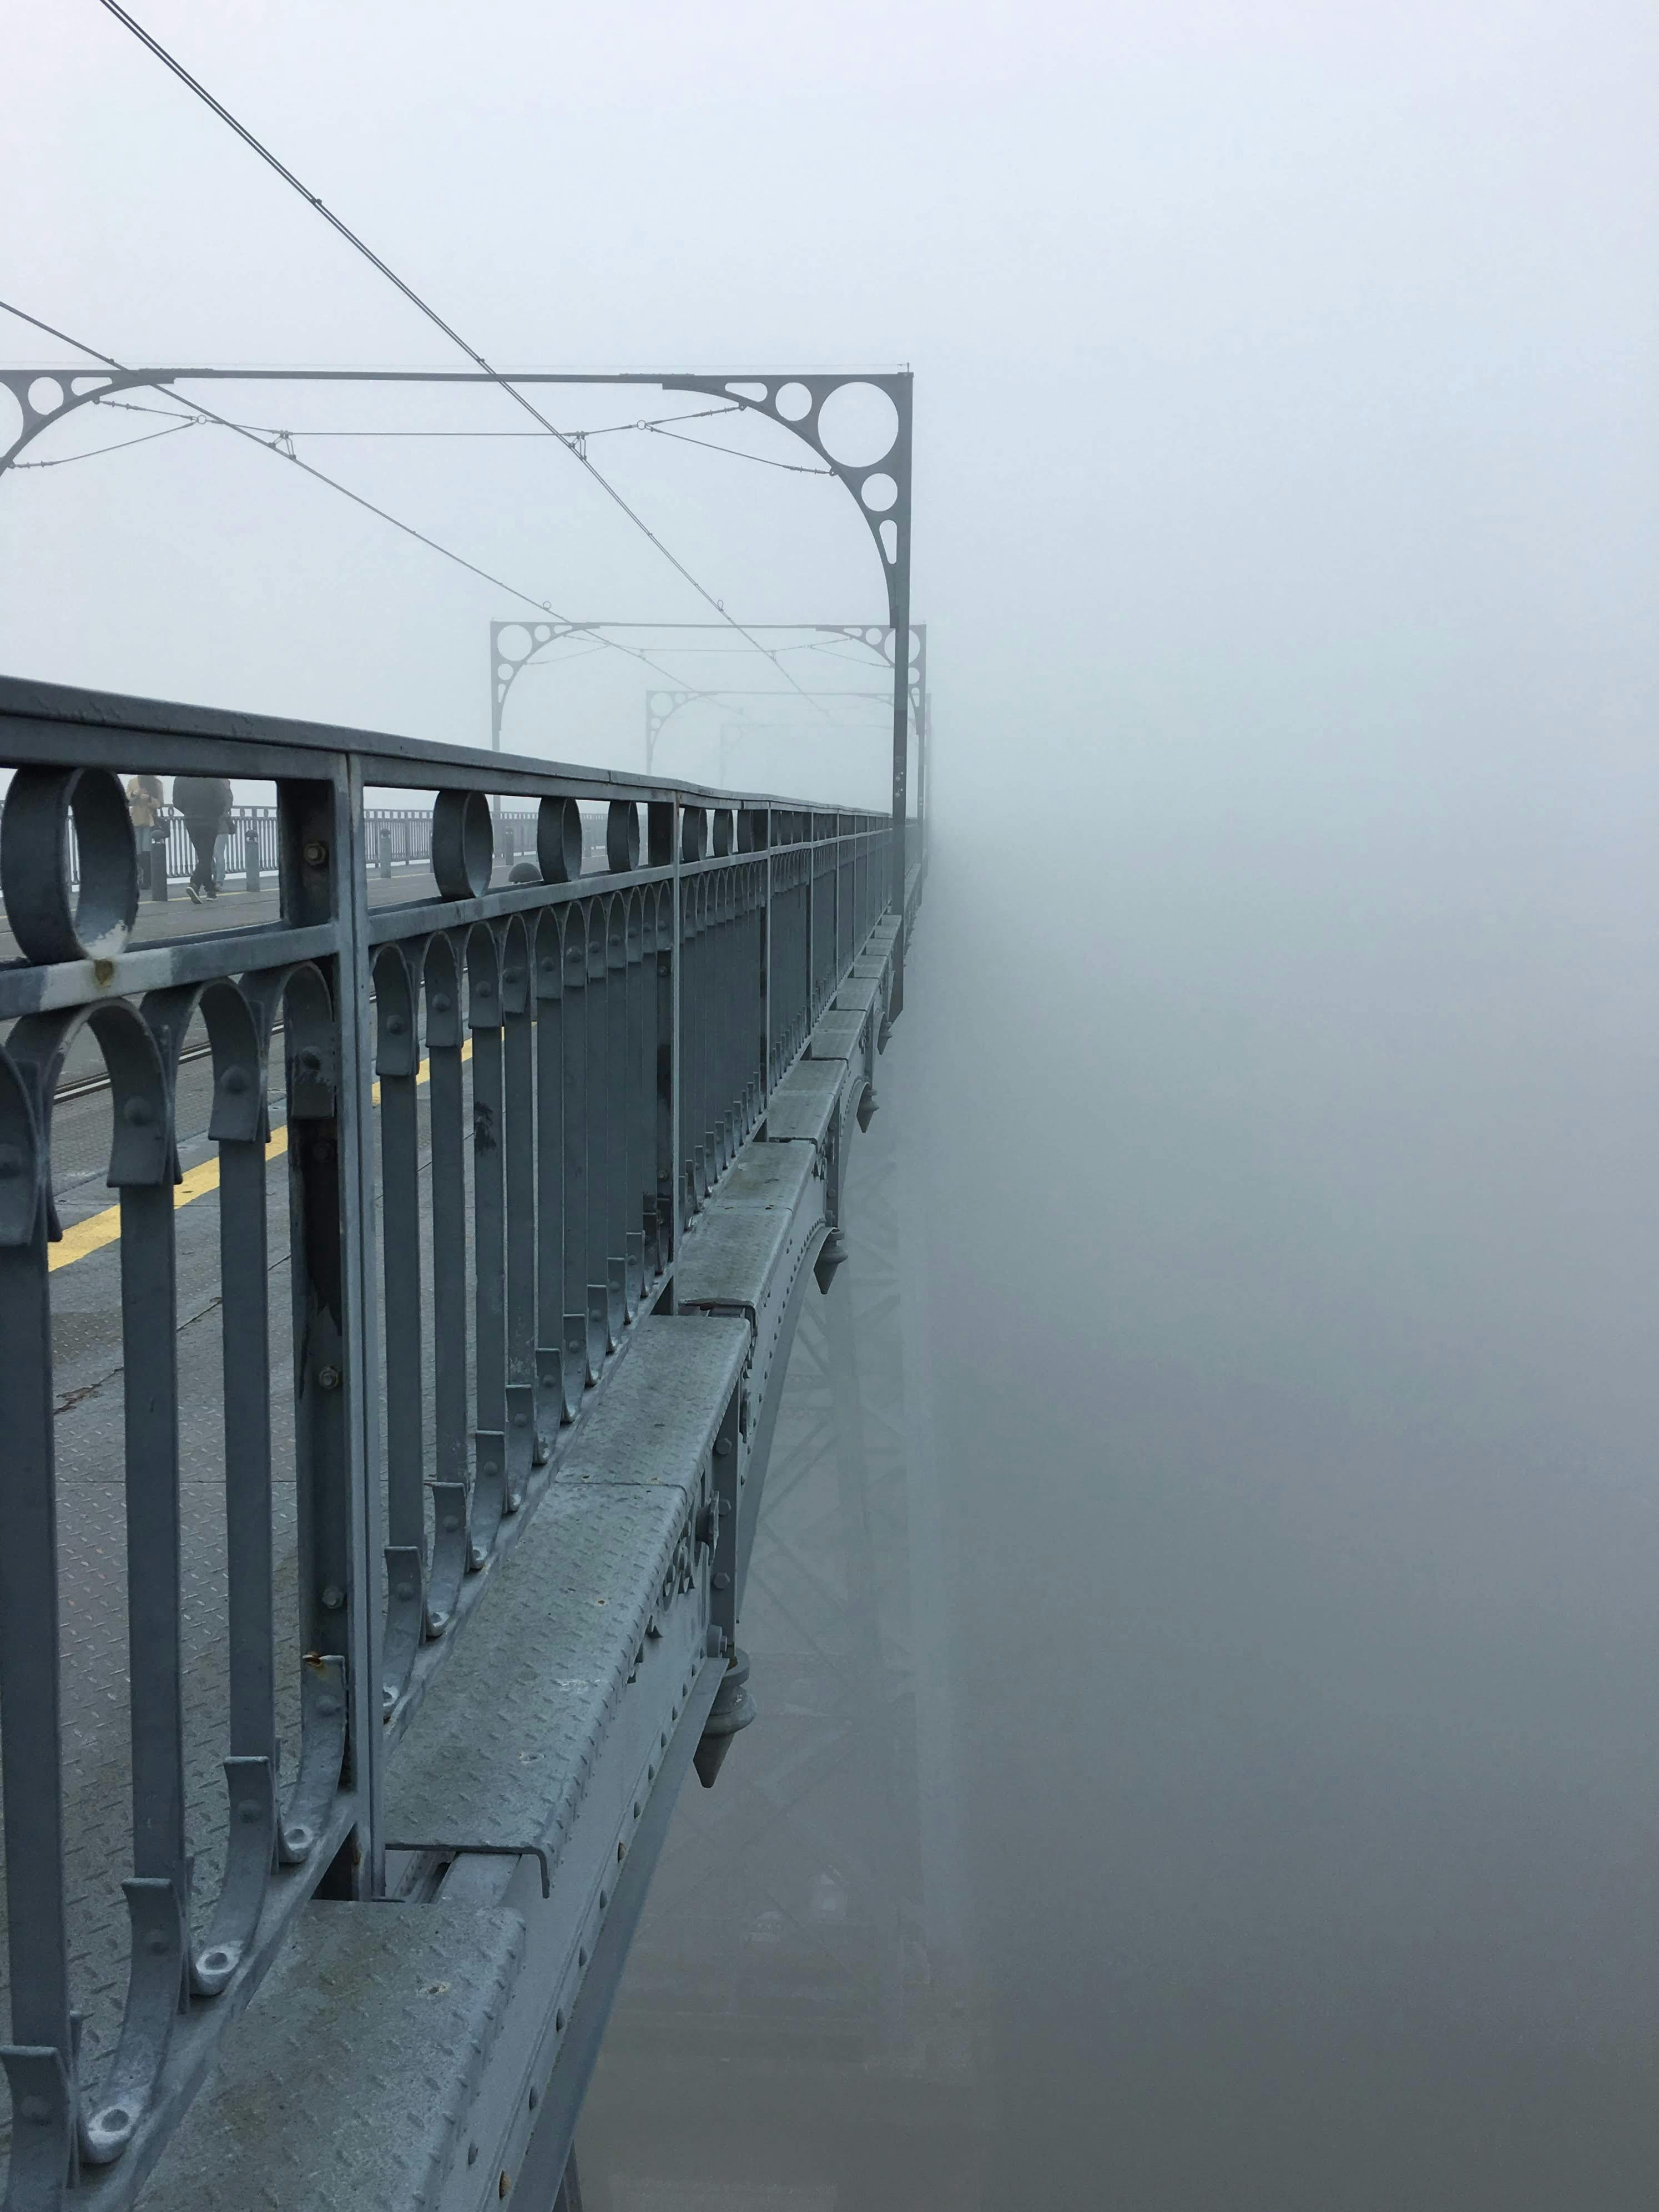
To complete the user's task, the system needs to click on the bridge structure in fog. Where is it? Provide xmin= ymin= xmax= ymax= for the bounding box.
xmin=0 ymin=366 xmax=941 ymax=2209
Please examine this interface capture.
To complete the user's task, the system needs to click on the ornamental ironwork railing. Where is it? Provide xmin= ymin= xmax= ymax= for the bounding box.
xmin=68 ymin=805 xmax=568 ymax=900
xmin=0 ymin=672 xmax=900 ymax=2205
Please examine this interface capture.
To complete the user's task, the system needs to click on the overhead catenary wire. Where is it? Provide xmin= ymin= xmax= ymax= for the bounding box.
xmin=94 ymin=395 xmax=757 ymax=441
xmin=94 ymin=0 xmax=830 ymax=711
xmin=0 ymin=295 xmax=692 ymax=690
xmin=14 ymin=415 xmax=201 ymax=467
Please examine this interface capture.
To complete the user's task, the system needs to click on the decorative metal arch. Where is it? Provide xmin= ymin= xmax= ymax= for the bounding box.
xmin=642 ymin=685 xmax=888 ymax=776
xmin=0 ymin=364 xmax=916 ymax=1007
xmin=490 ymin=618 xmax=925 ymax=755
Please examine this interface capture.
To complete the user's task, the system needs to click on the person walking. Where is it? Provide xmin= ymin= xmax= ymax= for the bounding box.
xmin=125 ymin=772 xmax=164 ymax=893
xmin=171 ymin=773 xmax=234 ymax=902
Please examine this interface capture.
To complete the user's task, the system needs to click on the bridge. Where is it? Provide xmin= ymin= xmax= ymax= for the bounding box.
xmin=0 ymin=665 xmax=927 ymax=2209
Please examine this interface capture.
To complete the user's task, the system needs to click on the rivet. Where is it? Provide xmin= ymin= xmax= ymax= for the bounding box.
xmin=223 ymin=1067 xmax=249 ymax=1094
xmin=395 ymin=1580 xmax=415 ymax=1602
xmin=18 ymin=2097 xmax=51 ymax=2124
xmin=122 ymin=1097 xmax=152 ymax=1127
xmin=316 ymin=1697 xmax=340 ymax=1719
xmin=236 ymin=1800 xmax=262 ymax=1824
xmin=386 ymin=1014 xmax=406 ymax=1036
xmin=302 ymin=839 xmax=329 ymax=868
xmin=432 ymin=993 xmax=451 ymax=1013
xmin=320 ymin=1582 xmax=345 ymax=1609
xmin=145 ymin=1931 xmax=169 ymax=1957
xmin=317 ymin=1366 xmax=341 ymax=1392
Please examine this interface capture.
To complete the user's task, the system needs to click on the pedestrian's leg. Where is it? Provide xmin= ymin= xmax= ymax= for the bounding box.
xmin=187 ymin=821 xmax=213 ymax=899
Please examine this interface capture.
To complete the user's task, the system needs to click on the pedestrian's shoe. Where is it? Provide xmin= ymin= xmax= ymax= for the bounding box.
xmin=185 ymin=881 xmax=203 ymax=903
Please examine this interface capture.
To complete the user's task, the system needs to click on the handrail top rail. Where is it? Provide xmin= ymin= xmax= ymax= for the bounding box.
xmin=0 ymin=671 xmax=886 ymax=816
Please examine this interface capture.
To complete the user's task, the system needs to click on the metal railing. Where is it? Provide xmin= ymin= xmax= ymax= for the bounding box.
xmin=0 ymin=672 xmax=903 ymax=2205
xmin=72 ymin=806 xmax=561 ymax=897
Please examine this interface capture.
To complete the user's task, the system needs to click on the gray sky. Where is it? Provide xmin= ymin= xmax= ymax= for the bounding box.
xmin=6 ymin=1 xmax=1652 ymax=820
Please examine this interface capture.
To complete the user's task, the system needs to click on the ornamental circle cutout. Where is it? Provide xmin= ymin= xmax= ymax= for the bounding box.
xmin=431 ymin=789 xmax=494 ymax=900
xmin=0 ymin=764 xmax=139 ymax=964
xmin=815 ymin=382 xmax=899 ymax=469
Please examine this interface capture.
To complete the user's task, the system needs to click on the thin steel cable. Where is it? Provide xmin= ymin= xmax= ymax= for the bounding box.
xmin=641 ymin=423 xmax=832 ymax=476
xmin=94 ymin=0 xmax=828 ymax=708
xmin=96 ymin=395 xmax=747 ymax=440
xmin=14 ymin=416 xmax=201 ymax=467
xmin=0 ymin=296 xmax=690 ymax=687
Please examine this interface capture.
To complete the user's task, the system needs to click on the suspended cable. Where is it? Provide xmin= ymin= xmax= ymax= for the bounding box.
xmin=0 ymin=296 xmax=685 ymax=688
xmin=640 ymin=423 xmax=833 ymax=476
xmin=94 ymin=396 xmax=749 ymax=440
xmin=94 ymin=0 xmax=828 ymax=709
xmin=14 ymin=416 xmax=201 ymax=467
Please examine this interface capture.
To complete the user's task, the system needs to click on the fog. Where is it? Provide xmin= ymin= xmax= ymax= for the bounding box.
xmin=5 ymin=1 xmax=1658 ymax=2203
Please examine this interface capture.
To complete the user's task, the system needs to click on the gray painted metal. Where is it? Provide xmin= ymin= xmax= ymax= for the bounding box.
xmin=0 ymin=676 xmax=917 ymax=2208
xmin=132 ymin=1910 xmax=527 ymax=2212
xmin=1 ymin=364 xmax=916 ymax=1011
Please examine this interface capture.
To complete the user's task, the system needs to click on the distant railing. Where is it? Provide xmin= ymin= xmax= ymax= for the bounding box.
xmin=0 ymin=673 xmax=902 ymax=2206
xmin=72 ymin=804 xmax=567 ymax=897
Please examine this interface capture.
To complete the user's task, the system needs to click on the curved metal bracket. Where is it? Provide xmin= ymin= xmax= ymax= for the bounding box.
xmin=0 ymin=369 xmax=191 ymax=477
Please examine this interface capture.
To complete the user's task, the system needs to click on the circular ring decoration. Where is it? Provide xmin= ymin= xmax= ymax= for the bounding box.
xmin=606 ymin=801 xmax=641 ymax=874
xmin=680 ymin=807 xmax=709 ymax=863
xmin=431 ymin=789 xmax=493 ymax=900
xmin=1 ymin=765 xmax=139 ymax=965
xmin=537 ymin=796 xmax=582 ymax=883
xmin=712 ymin=808 xmax=734 ymax=857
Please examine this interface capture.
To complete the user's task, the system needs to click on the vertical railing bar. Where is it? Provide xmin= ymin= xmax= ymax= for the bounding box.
xmin=427 ymin=940 xmax=469 ymax=1494
xmin=219 ymin=1126 xmax=276 ymax=1764
xmin=468 ymin=935 xmax=509 ymax=1559
xmin=670 ymin=809 xmax=683 ymax=1259
xmin=503 ymin=924 xmax=538 ymax=1493
xmin=0 ymin=1079 xmax=74 ymax=2073
xmin=534 ymin=911 xmax=572 ymax=1425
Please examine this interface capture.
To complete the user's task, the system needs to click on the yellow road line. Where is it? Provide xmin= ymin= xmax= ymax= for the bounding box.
xmin=47 ymin=1041 xmax=468 ymax=1275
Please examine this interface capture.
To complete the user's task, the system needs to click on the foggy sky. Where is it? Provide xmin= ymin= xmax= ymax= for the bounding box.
xmin=6 ymin=3 xmax=1658 ymax=2203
